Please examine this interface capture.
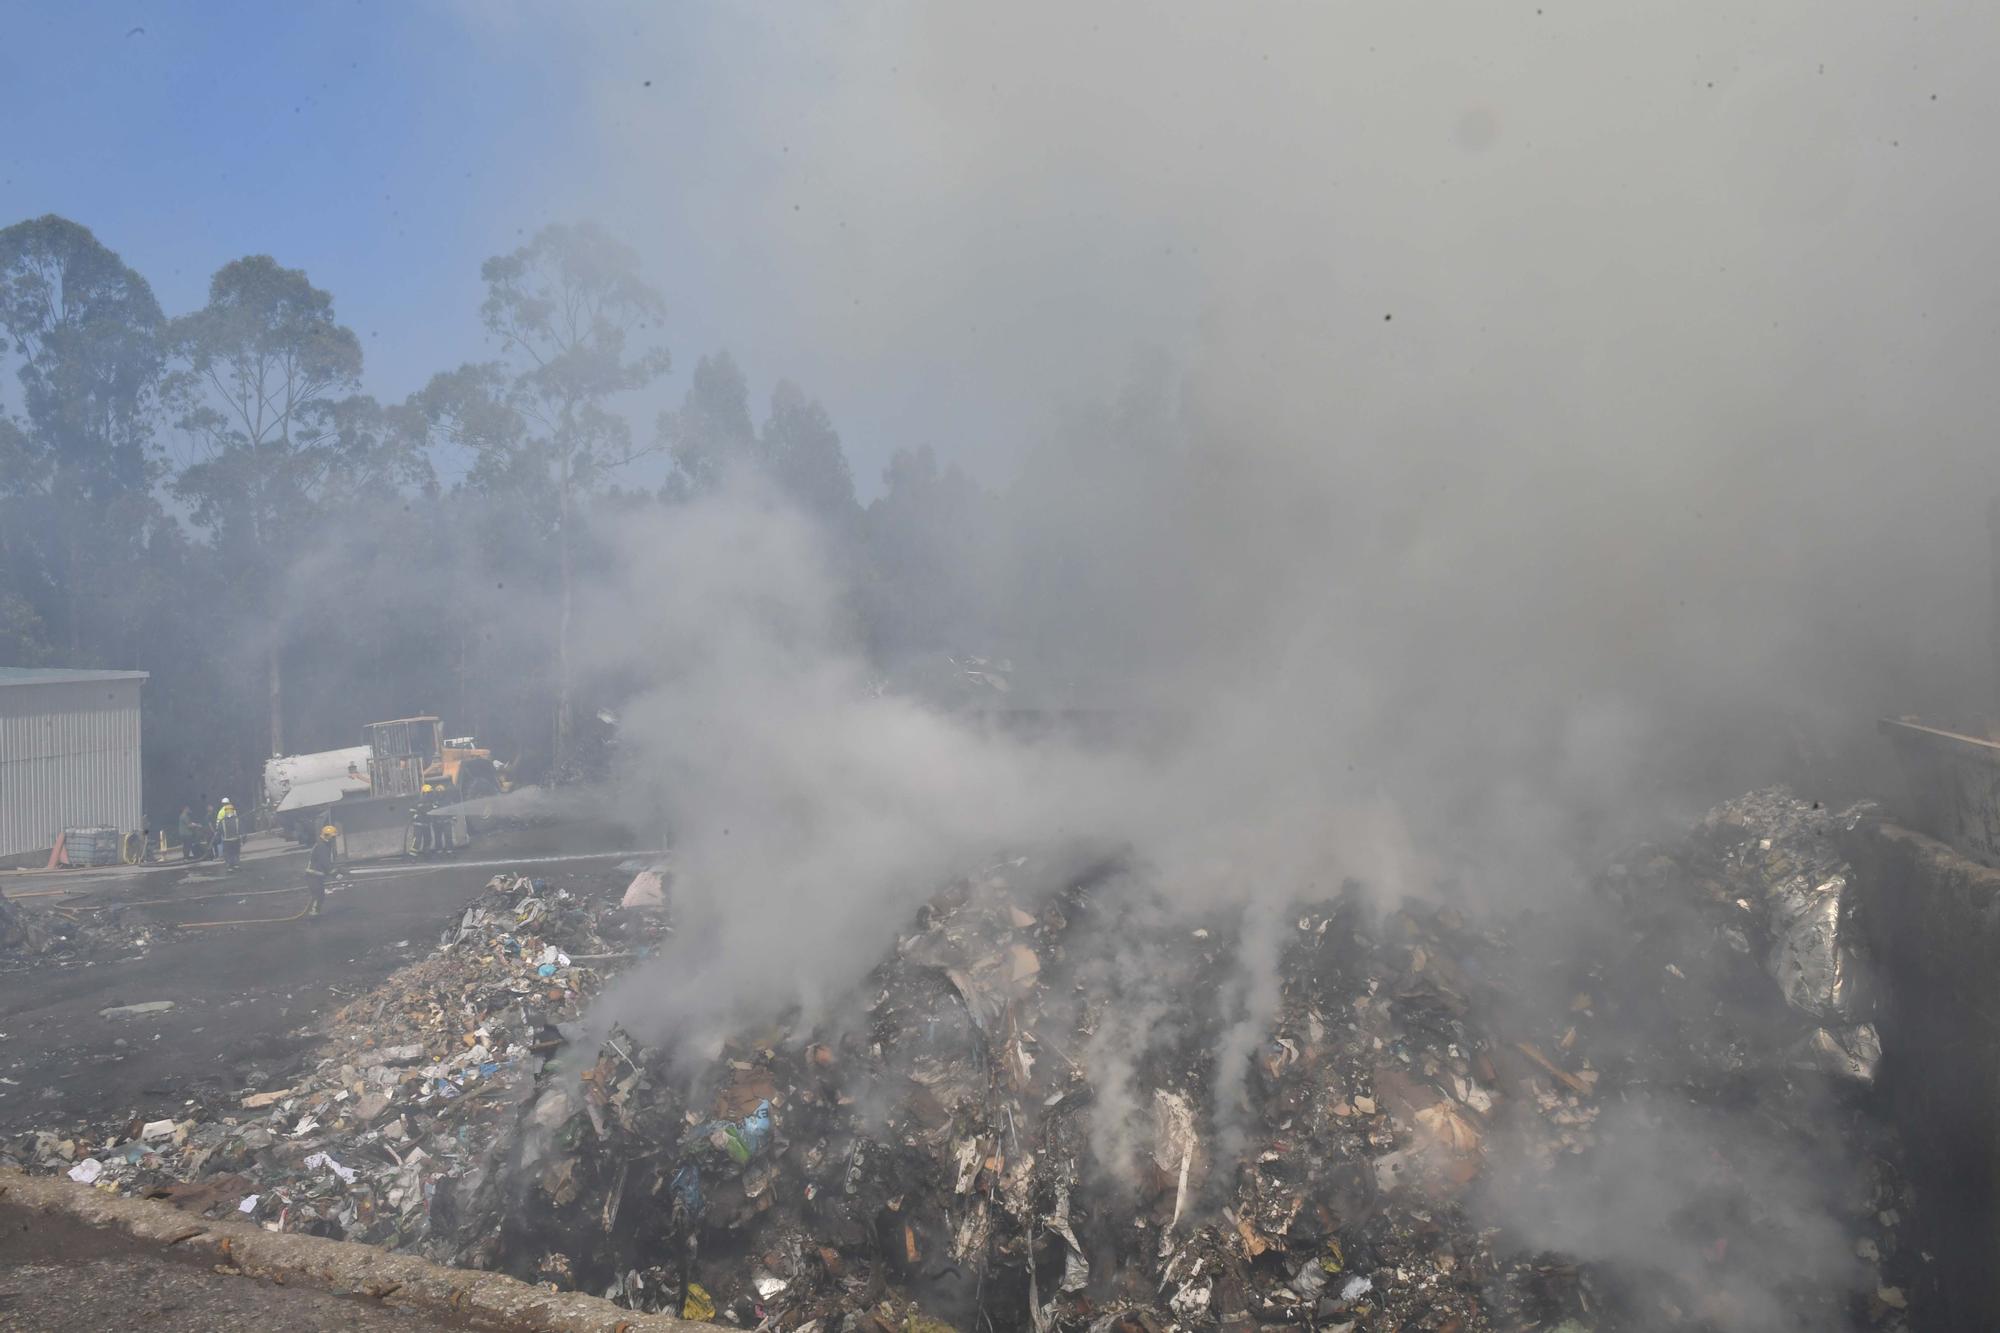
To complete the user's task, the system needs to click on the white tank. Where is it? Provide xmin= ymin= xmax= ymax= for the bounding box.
xmin=263 ymin=746 xmax=374 ymax=812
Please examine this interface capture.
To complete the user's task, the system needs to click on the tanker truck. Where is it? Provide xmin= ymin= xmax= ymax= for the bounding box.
xmin=263 ymin=746 xmax=373 ymax=845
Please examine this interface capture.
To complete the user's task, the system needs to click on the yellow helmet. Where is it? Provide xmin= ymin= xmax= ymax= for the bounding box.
xmin=319 ymin=825 xmax=338 ymax=840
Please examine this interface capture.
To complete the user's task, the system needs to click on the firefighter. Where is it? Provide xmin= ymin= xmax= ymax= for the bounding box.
xmin=214 ymin=797 xmax=243 ymax=871
xmin=306 ymin=824 xmax=339 ymax=916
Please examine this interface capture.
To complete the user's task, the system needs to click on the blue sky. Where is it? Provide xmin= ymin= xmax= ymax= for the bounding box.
xmin=1 ymin=4 xmax=1206 ymax=495
xmin=8 ymin=5 xmax=571 ymax=395
xmin=2 ymin=4 xmax=773 ymax=486
xmin=12 ymin=2 xmax=1995 ymax=511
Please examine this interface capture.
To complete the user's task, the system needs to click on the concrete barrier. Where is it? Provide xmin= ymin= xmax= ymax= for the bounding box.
xmin=1878 ymin=718 xmax=2000 ymax=866
xmin=0 ymin=1166 xmax=693 ymax=1332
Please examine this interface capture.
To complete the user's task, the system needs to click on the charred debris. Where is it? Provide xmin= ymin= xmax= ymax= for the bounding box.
xmin=0 ymin=889 xmax=157 ymax=965
xmin=13 ymin=791 xmax=1915 ymax=1331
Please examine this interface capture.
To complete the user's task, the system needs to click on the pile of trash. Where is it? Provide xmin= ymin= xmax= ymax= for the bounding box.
xmin=0 ymin=890 xmax=156 ymax=965
xmin=1595 ymin=789 xmax=1884 ymax=1085
xmin=0 ymin=891 xmax=43 ymax=954
xmin=9 ymin=872 xmax=663 ymax=1249
xmin=432 ymin=789 xmax=1914 ymax=1332
xmin=6 ymin=792 xmax=1915 ymax=1329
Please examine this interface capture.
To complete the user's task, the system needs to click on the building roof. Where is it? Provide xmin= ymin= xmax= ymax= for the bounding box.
xmin=0 ymin=668 xmax=149 ymax=688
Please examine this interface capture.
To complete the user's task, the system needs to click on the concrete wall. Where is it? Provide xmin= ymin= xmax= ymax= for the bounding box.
xmin=1878 ymin=720 xmax=2000 ymax=867
xmin=1846 ymin=820 xmax=2000 ymax=1330
xmin=0 ymin=675 xmax=144 ymax=860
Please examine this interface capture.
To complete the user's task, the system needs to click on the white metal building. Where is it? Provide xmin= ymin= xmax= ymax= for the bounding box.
xmin=0 ymin=668 xmax=147 ymax=861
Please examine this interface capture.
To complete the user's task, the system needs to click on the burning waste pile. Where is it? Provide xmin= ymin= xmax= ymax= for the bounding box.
xmin=4 ymin=790 xmax=1914 ymax=1330
xmin=425 ymin=788 xmax=1915 ymax=1332
xmin=9 ymin=871 xmax=665 ymax=1245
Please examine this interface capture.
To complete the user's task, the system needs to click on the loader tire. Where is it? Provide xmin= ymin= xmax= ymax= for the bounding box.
xmin=459 ymin=761 xmax=501 ymax=833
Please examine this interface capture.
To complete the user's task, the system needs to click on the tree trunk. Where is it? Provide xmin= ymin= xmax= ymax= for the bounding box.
xmin=268 ymin=638 xmax=284 ymax=758
xmin=553 ymin=468 xmax=574 ymax=773
xmin=458 ymin=618 xmax=471 ymax=744
xmin=65 ymin=524 xmax=82 ymax=659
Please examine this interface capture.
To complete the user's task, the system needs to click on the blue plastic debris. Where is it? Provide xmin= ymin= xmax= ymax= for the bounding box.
xmin=692 ymin=1098 xmax=775 ymax=1165
xmin=740 ymin=1099 xmax=773 ymax=1154
xmin=671 ymin=1163 xmax=702 ymax=1215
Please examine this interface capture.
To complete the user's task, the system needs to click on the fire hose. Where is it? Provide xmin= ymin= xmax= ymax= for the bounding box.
xmin=174 ymin=876 xmax=351 ymax=928
xmin=56 ymin=883 xmax=319 ymax=928
xmin=177 ymin=895 xmax=315 ymax=928
xmin=71 ymin=885 xmax=306 ymax=910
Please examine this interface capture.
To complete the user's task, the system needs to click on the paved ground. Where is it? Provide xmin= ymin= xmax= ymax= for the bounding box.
xmin=0 ymin=822 xmax=653 ymax=1140
xmin=0 ymin=1197 xmax=459 ymax=1330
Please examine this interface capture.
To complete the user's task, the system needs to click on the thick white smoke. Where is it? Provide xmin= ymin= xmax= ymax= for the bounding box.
xmin=468 ymin=3 xmax=2000 ymax=1321
xmin=574 ymin=468 xmax=1436 ymax=1060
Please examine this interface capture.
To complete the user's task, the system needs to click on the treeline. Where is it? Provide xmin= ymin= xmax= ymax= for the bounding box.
xmin=0 ymin=215 xmax=1005 ymax=817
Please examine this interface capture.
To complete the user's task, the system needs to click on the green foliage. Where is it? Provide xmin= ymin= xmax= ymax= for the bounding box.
xmin=417 ymin=223 xmax=672 ymax=766
xmin=763 ymin=379 xmax=858 ymax=528
xmin=472 ymin=221 xmax=671 ymax=477
xmin=0 ymin=215 xmax=168 ymax=660
xmin=166 ymin=255 xmax=372 ymax=539
xmin=660 ymin=355 xmax=860 ymax=531
xmin=661 ymin=350 xmax=755 ymax=495
xmin=0 ymin=213 xmax=969 ymax=819
xmin=163 ymin=254 xmax=430 ymax=756
xmin=0 ymin=214 xmax=165 ymax=501
xmin=424 ymin=223 xmax=673 ymax=494
xmin=862 ymin=444 xmax=994 ymax=660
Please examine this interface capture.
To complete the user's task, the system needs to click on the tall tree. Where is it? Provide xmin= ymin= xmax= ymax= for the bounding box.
xmin=418 ymin=222 xmax=669 ymax=768
xmin=762 ymin=379 xmax=859 ymax=528
xmin=863 ymin=444 xmax=992 ymax=658
xmin=660 ymin=350 xmax=755 ymax=497
xmin=0 ymin=215 xmax=165 ymax=658
xmin=661 ymin=355 xmax=860 ymax=529
xmin=166 ymin=255 xmax=370 ymax=756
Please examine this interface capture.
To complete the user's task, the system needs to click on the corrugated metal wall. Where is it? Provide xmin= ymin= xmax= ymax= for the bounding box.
xmin=0 ymin=679 xmax=143 ymax=859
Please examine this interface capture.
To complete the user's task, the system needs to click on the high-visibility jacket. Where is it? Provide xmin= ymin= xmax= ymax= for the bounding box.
xmin=214 ymin=807 xmax=241 ymax=842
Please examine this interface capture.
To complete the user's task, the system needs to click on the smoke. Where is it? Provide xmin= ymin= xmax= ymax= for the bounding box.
xmin=579 ymin=478 xmax=1132 ymax=1047
xmin=453 ymin=3 xmax=2000 ymax=902
xmin=574 ymin=468 xmax=1468 ymax=1040
xmin=437 ymin=1 xmax=2000 ymax=1321
xmin=1485 ymin=1095 xmax=1866 ymax=1326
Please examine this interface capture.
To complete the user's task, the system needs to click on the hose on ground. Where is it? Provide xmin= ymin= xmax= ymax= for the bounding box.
xmin=75 ymin=885 xmax=308 ymax=910
xmin=177 ymin=894 xmax=315 ymax=929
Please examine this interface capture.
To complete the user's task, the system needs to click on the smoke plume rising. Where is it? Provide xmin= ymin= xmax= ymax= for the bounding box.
xmin=470 ymin=3 xmax=2000 ymax=1323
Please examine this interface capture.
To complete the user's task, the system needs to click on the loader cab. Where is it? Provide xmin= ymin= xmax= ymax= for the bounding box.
xmin=365 ymin=716 xmax=444 ymax=798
